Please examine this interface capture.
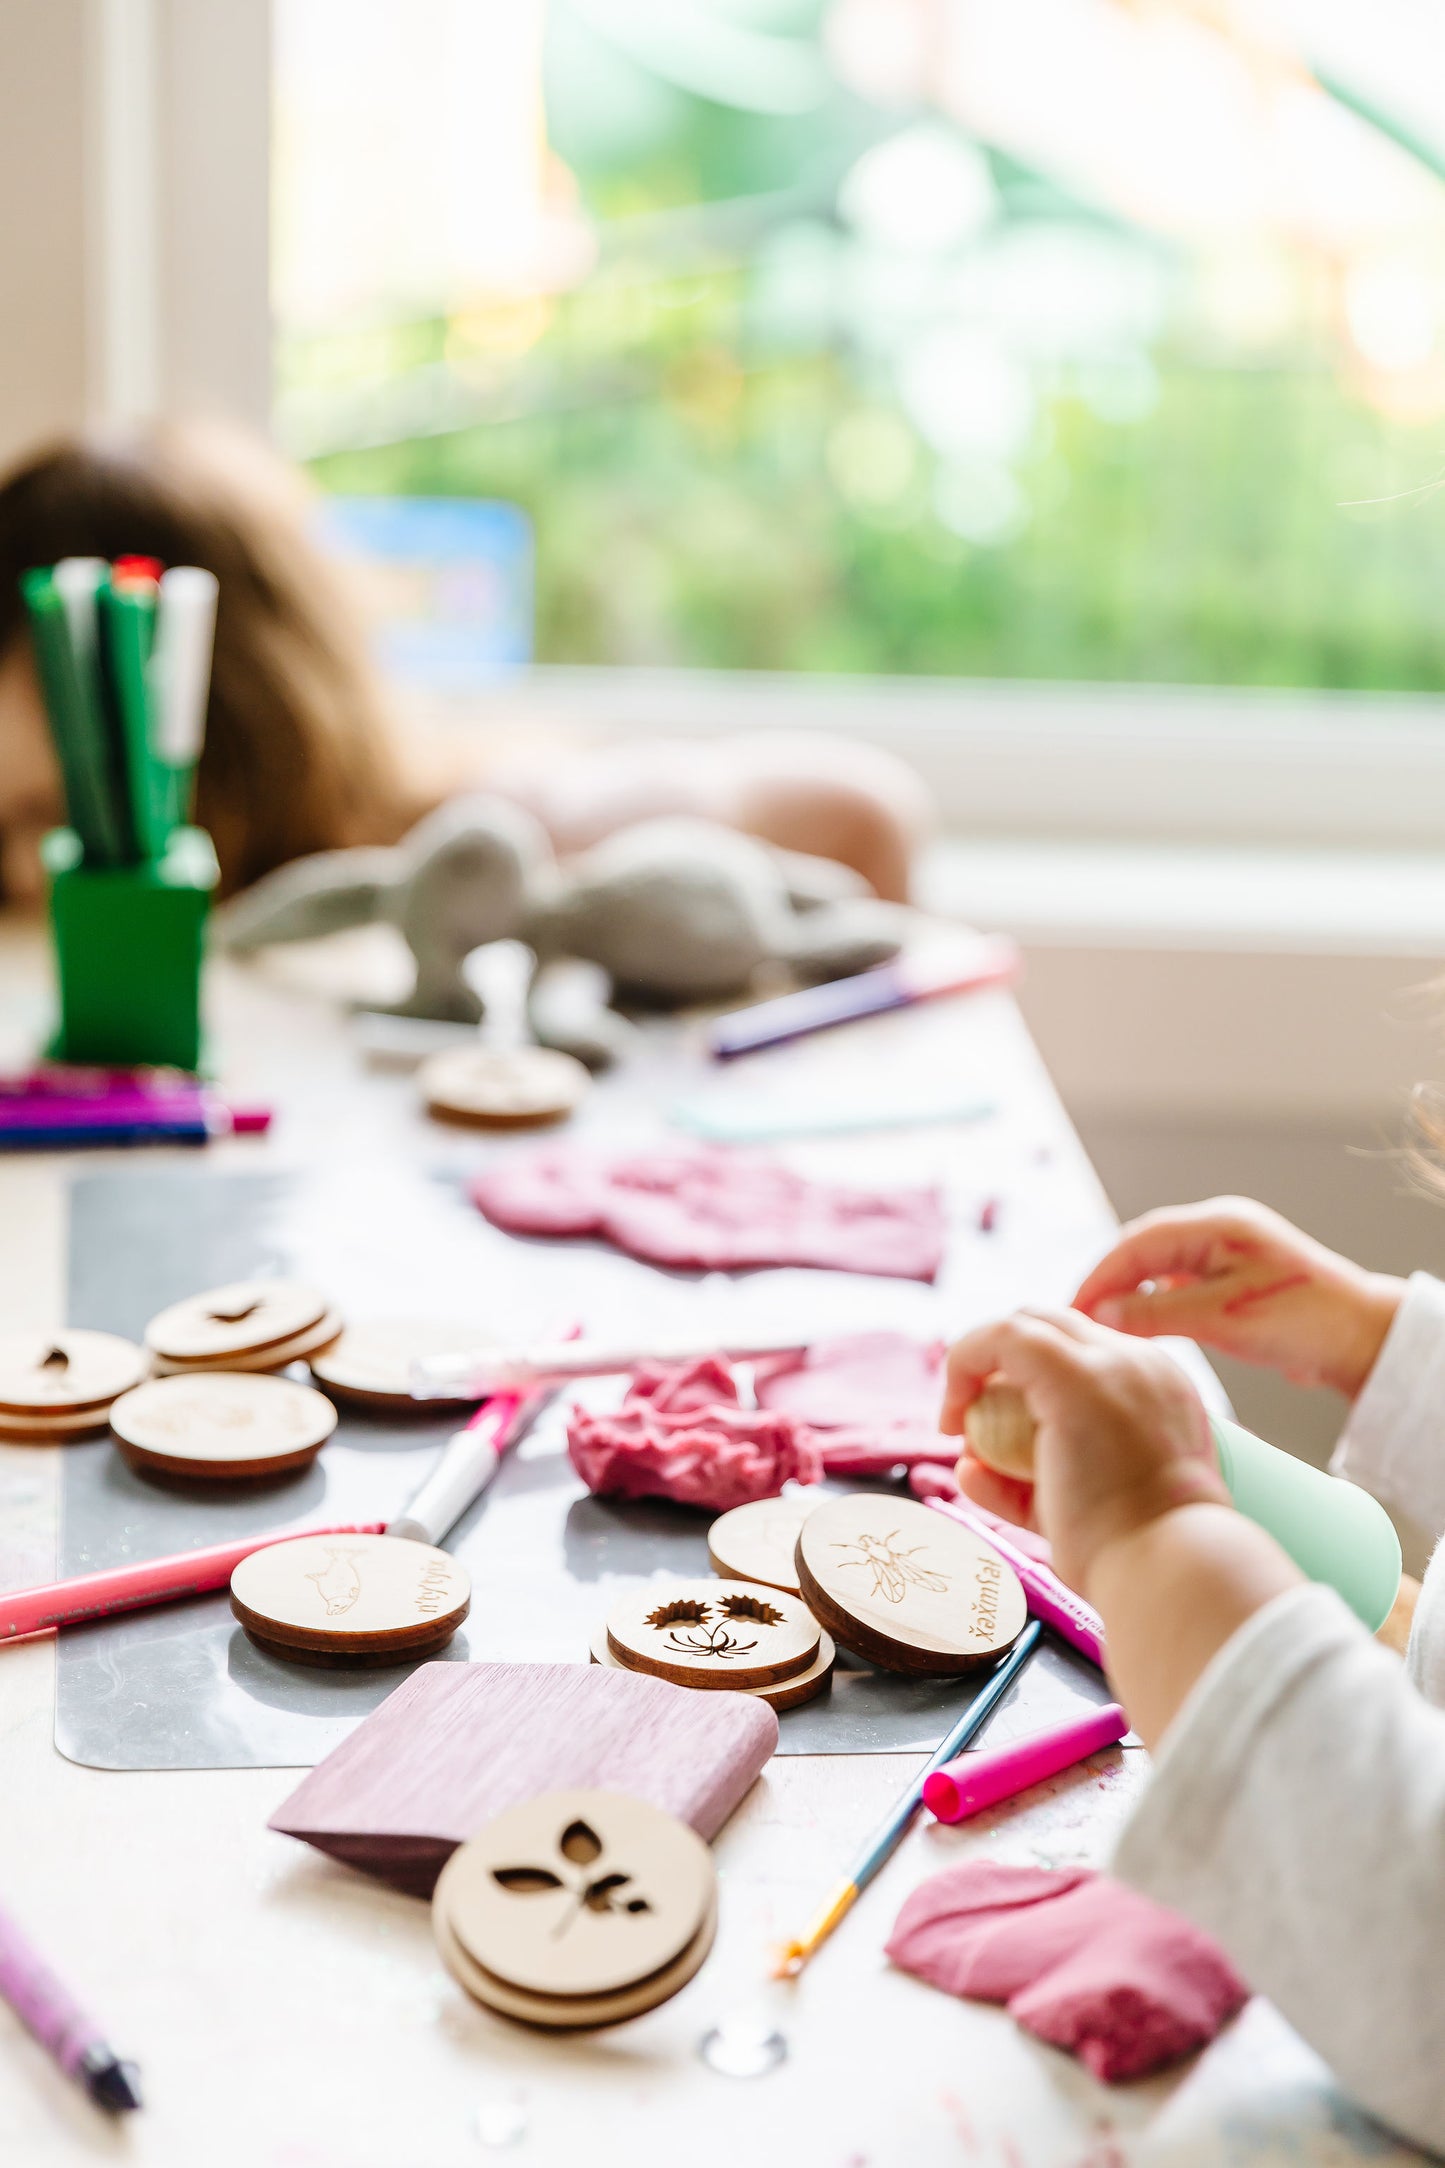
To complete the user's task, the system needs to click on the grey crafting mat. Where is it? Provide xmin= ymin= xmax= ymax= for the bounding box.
xmin=57 ymin=1165 xmax=1114 ymax=1770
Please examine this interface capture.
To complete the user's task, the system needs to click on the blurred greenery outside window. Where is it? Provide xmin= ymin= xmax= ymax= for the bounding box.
xmin=274 ymin=0 xmax=1445 ymax=693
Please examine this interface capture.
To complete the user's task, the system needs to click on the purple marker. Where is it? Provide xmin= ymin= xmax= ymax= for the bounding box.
xmin=922 ymin=1702 xmax=1130 ymax=1824
xmin=0 ymin=1898 xmax=141 ymax=2112
xmin=926 ymin=1495 xmax=1107 ymax=1669
xmin=707 ymin=936 xmax=1019 ymax=1060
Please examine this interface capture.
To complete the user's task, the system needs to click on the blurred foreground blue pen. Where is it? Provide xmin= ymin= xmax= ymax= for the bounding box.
xmin=772 ymin=1618 xmax=1043 ymax=1977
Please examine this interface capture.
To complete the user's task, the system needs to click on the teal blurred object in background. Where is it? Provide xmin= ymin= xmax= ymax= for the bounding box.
xmin=317 ymin=497 xmax=533 ymax=691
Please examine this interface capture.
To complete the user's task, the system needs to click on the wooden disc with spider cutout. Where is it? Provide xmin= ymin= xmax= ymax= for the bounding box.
xmin=605 ymin=1580 xmax=820 ymax=1691
xmin=0 ymin=1330 xmax=148 ymax=1418
xmin=588 ymin=1624 xmax=836 ymax=1713
xmin=794 ymin=1492 xmax=1025 ymax=1676
xmin=230 ymin=1531 xmax=469 ymax=1664
xmin=110 ymin=1372 xmax=337 ymax=1483
xmin=434 ymin=1789 xmax=714 ymax=2004
xmin=145 ymin=1281 xmax=330 ymax=1366
xmin=706 ymin=1494 xmax=815 ymax=1595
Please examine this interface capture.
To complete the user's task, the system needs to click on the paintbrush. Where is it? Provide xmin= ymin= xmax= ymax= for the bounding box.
xmin=771 ymin=1618 xmax=1043 ymax=1978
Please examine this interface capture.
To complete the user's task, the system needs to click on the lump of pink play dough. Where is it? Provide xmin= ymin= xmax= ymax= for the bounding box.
xmin=567 ymin=1356 xmax=822 ymax=1511
xmin=756 ymin=1331 xmax=957 ymax=1472
xmin=470 ymin=1146 xmax=945 ymax=1282
xmin=886 ymin=1861 xmax=1247 ymax=2083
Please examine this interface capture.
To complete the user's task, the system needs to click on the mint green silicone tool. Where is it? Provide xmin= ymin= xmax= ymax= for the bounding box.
xmin=1211 ymin=1417 xmax=1401 ymax=1631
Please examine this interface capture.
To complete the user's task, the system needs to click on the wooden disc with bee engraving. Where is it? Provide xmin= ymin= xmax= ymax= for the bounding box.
xmin=111 ymin=1372 xmax=337 ymax=1483
xmin=605 ymin=1580 xmax=820 ymax=1691
xmin=230 ymin=1531 xmax=470 ymax=1665
xmin=588 ymin=1623 xmax=836 ymax=1713
xmin=795 ymin=1492 xmax=1025 ymax=1676
xmin=434 ymin=1790 xmax=715 ymax=2010
xmin=145 ymin=1280 xmax=333 ymax=1368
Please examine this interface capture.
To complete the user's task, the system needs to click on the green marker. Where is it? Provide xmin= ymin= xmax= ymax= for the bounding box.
xmin=53 ymin=558 xmax=132 ymax=864
xmin=20 ymin=568 xmax=120 ymax=866
xmin=99 ymin=578 xmax=164 ymax=860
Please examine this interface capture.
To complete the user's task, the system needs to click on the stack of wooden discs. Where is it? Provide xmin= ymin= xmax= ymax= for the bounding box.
xmin=0 ymin=1330 xmax=148 ymax=1444
xmin=419 ymin=1046 xmax=590 ymax=1130
xmin=230 ymin=1531 xmax=470 ymax=1668
xmin=433 ymin=1789 xmax=717 ymax=2030
xmin=145 ymin=1281 xmax=342 ymax=1376
xmin=706 ymin=1494 xmax=815 ymax=1596
xmin=592 ymin=1579 xmax=834 ymax=1712
xmin=309 ymin=1319 xmax=489 ymax=1412
xmin=110 ymin=1372 xmax=337 ymax=1485
xmin=794 ymin=1493 xmax=1026 ymax=1676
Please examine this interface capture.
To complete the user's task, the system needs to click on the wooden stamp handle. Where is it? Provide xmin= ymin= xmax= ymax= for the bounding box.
xmin=962 ymin=1383 xmax=1038 ymax=1479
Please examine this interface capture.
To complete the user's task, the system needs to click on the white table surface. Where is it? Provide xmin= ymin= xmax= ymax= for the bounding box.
xmin=0 ymin=916 xmax=1412 ymax=2168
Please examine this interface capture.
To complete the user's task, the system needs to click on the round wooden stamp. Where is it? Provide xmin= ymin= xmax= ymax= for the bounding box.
xmin=0 ymin=1330 xmax=148 ymax=1424
xmin=419 ymin=1045 xmax=590 ymax=1130
xmin=110 ymin=1372 xmax=337 ymax=1484
xmin=433 ymin=1789 xmax=716 ymax=2028
xmin=230 ymin=1531 xmax=470 ymax=1666
xmin=309 ymin=1320 xmax=490 ymax=1410
xmin=962 ymin=1382 xmax=1037 ymax=1480
xmin=706 ymin=1495 xmax=815 ymax=1596
xmin=795 ymin=1493 xmax=1026 ymax=1676
xmin=589 ymin=1624 xmax=835 ymax=1713
xmin=605 ymin=1580 xmax=820 ymax=1691
xmin=145 ymin=1281 xmax=335 ymax=1371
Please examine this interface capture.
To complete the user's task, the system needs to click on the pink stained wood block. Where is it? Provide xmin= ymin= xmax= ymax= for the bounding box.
xmin=268 ymin=1660 xmax=778 ymax=1896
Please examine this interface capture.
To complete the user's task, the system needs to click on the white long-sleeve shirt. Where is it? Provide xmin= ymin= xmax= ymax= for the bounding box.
xmin=1112 ymin=1272 xmax=1445 ymax=2154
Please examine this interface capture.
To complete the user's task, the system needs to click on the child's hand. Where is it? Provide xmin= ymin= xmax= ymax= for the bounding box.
xmin=1073 ymin=1198 xmax=1403 ymax=1399
xmin=940 ymin=1309 xmax=1229 ymax=1600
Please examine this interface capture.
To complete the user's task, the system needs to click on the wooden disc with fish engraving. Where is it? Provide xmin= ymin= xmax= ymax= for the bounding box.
xmin=419 ymin=1046 xmax=590 ymax=1130
xmin=309 ymin=1320 xmax=490 ymax=1410
xmin=795 ymin=1493 xmax=1025 ymax=1676
xmin=605 ymin=1580 xmax=819 ymax=1691
xmin=110 ymin=1372 xmax=337 ymax=1483
xmin=230 ymin=1531 xmax=470 ymax=1665
xmin=434 ymin=1789 xmax=716 ymax=2029
xmin=588 ymin=1624 xmax=835 ymax=1713
xmin=145 ymin=1281 xmax=331 ymax=1368
xmin=0 ymin=1330 xmax=148 ymax=1419
xmin=706 ymin=1495 xmax=815 ymax=1595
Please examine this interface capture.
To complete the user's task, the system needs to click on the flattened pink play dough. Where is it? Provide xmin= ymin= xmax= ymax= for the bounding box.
xmin=470 ymin=1147 xmax=945 ymax=1282
xmin=886 ymin=1861 xmax=1247 ymax=2082
xmin=756 ymin=1332 xmax=957 ymax=1473
xmin=567 ymin=1356 xmax=822 ymax=1510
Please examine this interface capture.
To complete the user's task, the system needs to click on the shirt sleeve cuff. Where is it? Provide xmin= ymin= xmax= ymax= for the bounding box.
xmin=1332 ymin=1271 xmax=1445 ymax=1535
xmin=1111 ymin=1583 xmax=1359 ymax=1909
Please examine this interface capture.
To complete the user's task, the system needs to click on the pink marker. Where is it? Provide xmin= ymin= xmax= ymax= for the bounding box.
xmin=926 ymin=1494 xmax=1107 ymax=1668
xmin=922 ymin=1702 xmax=1129 ymax=1823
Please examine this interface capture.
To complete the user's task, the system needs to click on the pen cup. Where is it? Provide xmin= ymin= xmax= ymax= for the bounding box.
xmin=43 ymin=825 xmax=218 ymax=1071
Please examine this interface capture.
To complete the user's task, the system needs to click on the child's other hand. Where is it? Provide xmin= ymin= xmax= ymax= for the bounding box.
xmin=940 ymin=1309 xmax=1228 ymax=1600
xmin=1073 ymin=1198 xmax=1402 ymax=1399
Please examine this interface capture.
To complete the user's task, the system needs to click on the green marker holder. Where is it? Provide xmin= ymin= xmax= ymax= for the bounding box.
xmin=43 ymin=825 xmax=218 ymax=1072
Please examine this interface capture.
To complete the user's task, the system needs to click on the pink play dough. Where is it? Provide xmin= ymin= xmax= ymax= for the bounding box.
xmin=886 ymin=1861 xmax=1247 ymax=2083
xmin=567 ymin=1356 xmax=822 ymax=1510
xmin=756 ymin=1332 xmax=953 ymax=1471
xmin=470 ymin=1146 xmax=945 ymax=1282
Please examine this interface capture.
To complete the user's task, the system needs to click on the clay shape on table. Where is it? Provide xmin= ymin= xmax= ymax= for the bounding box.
xmin=568 ymin=1355 xmax=820 ymax=1511
xmin=268 ymin=1661 xmax=777 ymax=1895
xmin=795 ymin=1493 xmax=1026 ymax=1675
xmin=109 ymin=1371 xmax=337 ymax=1482
xmin=605 ymin=1580 xmax=820 ymax=1691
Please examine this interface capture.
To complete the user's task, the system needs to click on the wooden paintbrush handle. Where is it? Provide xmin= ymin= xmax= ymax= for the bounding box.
xmin=961 ymin=1382 xmax=1038 ymax=1479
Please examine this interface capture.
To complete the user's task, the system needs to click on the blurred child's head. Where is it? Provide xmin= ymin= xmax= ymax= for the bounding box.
xmin=0 ymin=421 xmax=419 ymax=899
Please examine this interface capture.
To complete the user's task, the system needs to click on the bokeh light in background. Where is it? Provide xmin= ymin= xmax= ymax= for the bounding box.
xmin=273 ymin=0 xmax=1445 ymax=690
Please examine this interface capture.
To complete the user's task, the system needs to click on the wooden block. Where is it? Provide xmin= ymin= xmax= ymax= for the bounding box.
xmin=589 ymin=1625 xmax=835 ymax=1713
xmin=0 ymin=1329 xmax=148 ymax=1417
xmin=962 ymin=1383 xmax=1037 ymax=1479
xmin=419 ymin=1046 xmax=590 ymax=1129
xmin=706 ymin=1495 xmax=814 ymax=1595
xmin=110 ymin=1372 xmax=337 ymax=1483
xmin=605 ymin=1580 xmax=820 ymax=1690
xmin=268 ymin=1661 xmax=777 ymax=1894
xmin=231 ymin=1532 xmax=469 ymax=1665
xmin=145 ymin=1280 xmax=329 ymax=1365
xmin=795 ymin=1493 xmax=1026 ymax=1676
